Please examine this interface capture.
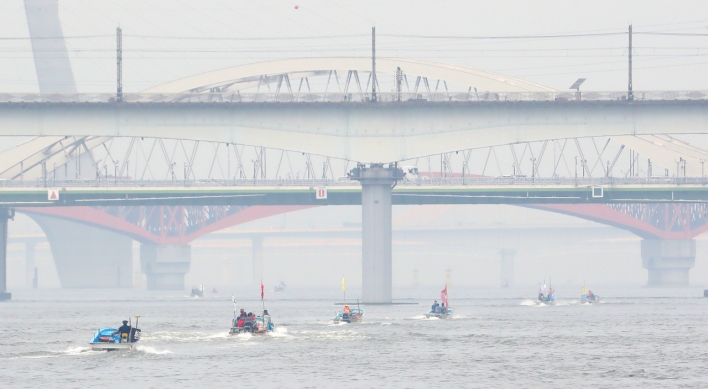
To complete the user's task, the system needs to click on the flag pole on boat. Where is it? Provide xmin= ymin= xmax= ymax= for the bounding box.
xmin=341 ymin=275 xmax=346 ymax=304
xmin=232 ymin=295 xmax=237 ymax=319
xmin=260 ymin=280 xmax=265 ymax=311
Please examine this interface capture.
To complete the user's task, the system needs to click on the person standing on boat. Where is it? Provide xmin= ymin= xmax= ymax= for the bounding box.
xmin=262 ymin=310 xmax=272 ymax=331
xmin=111 ymin=320 xmax=131 ymax=342
xmin=439 ymin=302 xmax=446 ymax=314
xmin=431 ymin=300 xmax=439 ymax=312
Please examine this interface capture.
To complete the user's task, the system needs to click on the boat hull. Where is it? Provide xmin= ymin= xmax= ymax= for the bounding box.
xmin=425 ymin=307 xmax=454 ymax=319
xmin=581 ymin=294 xmax=600 ymax=303
xmin=89 ymin=342 xmax=136 ymax=351
xmin=333 ymin=309 xmax=365 ymax=323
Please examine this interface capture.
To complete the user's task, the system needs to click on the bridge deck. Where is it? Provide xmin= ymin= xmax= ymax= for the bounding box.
xmin=2 ymin=183 xmax=707 ymax=206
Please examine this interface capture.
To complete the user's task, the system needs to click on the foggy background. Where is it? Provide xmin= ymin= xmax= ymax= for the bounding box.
xmin=2 ymin=0 xmax=708 ymax=292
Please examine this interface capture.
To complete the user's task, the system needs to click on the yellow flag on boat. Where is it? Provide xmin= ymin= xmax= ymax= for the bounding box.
xmin=341 ymin=276 xmax=346 ymax=292
xmin=582 ymin=284 xmax=587 ymax=295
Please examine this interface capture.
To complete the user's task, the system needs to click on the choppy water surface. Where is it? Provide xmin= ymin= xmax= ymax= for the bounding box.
xmin=2 ymin=286 xmax=708 ymax=388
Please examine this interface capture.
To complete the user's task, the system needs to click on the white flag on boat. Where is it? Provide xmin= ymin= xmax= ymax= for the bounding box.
xmin=231 ymin=295 xmax=237 ymax=312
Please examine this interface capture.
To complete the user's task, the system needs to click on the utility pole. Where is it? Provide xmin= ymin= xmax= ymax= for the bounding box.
xmin=628 ymin=24 xmax=633 ymax=101
xmin=371 ymin=26 xmax=377 ymax=102
xmin=395 ymin=67 xmax=402 ymax=102
xmin=116 ymin=27 xmax=123 ymax=102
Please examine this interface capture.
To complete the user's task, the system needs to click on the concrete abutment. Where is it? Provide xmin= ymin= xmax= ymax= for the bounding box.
xmin=641 ymin=239 xmax=695 ymax=287
xmin=140 ymin=244 xmax=191 ymax=290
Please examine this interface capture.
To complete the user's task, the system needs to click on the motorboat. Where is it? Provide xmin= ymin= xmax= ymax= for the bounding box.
xmin=190 ymin=285 xmax=204 ymax=298
xmin=581 ymin=284 xmax=600 ymax=303
xmin=273 ymin=281 xmax=286 ymax=293
xmin=425 ymin=306 xmax=454 ymax=319
xmin=537 ymin=289 xmax=556 ymax=305
xmin=426 ymin=285 xmax=453 ymax=319
xmin=89 ymin=317 xmax=141 ymax=351
xmin=230 ymin=314 xmax=275 ymax=335
xmin=536 ymin=280 xmax=556 ymax=305
xmin=333 ymin=308 xmax=365 ymax=323
xmin=581 ymin=294 xmax=600 ymax=303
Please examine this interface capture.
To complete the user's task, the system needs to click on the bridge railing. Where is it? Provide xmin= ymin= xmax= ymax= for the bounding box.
xmin=1 ymin=91 xmax=707 ymax=103
xmin=1 ymin=176 xmax=706 ymax=188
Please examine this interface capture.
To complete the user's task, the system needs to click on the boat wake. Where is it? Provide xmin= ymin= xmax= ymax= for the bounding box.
xmin=290 ymin=329 xmax=367 ymax=341
xmin=6 ymin=346 xmax=102 ymax=360
xmin=134 ymin=345 xmax=172 ymax=355
xmin=267 ymin=327 xmax=289 ymax=338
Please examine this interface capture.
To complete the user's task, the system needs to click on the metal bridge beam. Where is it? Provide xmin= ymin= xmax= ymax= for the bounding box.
xmin=0 ymin=101 xmax=707 ymax=163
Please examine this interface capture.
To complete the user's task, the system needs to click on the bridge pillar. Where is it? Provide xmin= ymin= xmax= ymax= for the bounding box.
xmin=27 ymin=213 xmax=133 ymax=288
xmin=252 ymin=237 xmax=263 ymax=285
xmin=0 ymin=208 xmax=13 ymax=301
xmin=25 ymin=242 xmax=36 ymax=288
xmin=641 ymin=239 xmax=695 ymax=287
xmin=499 ymin=249 xmax=516 ymax=287
xmin=140 ymin=244 xmax=191 ymax=290
xmin=350 ymin=164 xmax=403 ymax=304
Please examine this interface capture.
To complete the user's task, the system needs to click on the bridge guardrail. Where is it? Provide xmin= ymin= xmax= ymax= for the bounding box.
xmin=0 ymin=91 xmax=707 ymax=104
xmin=1 ymin=176 xmax=706 ymax=188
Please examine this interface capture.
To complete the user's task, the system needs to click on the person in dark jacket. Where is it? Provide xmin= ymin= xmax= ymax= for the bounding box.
xmin=112 ymin=320 xmax=131 ymax=342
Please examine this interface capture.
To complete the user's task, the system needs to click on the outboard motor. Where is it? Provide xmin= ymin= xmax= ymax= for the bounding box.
xmin=130 ymin=328 xmax=141 ymax=343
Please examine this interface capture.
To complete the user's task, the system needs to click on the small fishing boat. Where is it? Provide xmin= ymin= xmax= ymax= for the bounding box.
xmin=190 ymin=285 xmax=204 ymax=298
xmin=229 ymin=285 xmax=275 ymax=335
xmin=425 ymin=285 xmax=454 ymax=319
xmin=333 ymin=276 xmax=365 ymax=323
xmin=581 ymin=284 xmax=600 ymax=303
xmin=89 ymin=316 xmax=141 ymax=351
xmin=333 ymin=307 xmax=365 ymax=323
xmin=273 ymin=281 xmax=286 ymax=293
xmin=536 ymin=280 xmax=556 ymax=305
xmin=229 ymin=313 xmax=275 ymax=335
xmin=425 ymin=306 xmax=454 ymax=319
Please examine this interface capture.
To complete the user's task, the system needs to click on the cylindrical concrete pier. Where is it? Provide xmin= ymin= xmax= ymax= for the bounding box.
xmin=350 ymin=164 xmax=402 ymax=304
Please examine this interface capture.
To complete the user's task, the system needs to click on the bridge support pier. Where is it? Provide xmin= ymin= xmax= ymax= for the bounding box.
xmin=27 ymin=213 xmax=133 ymax=288
xmin=641 ymin=239 xmax=695 ymax=287
xmin=351 ymin=164 xmax=402 ymax=304
xmin=25 ymin=242 xmax=36 ymax=288
xmin=499 ymin=249 xmax=516 ymax=287
xmin=140 ymin=244 xmax=191 ymax=290
xmin=0 ymin=208 xmax=13 ymax=301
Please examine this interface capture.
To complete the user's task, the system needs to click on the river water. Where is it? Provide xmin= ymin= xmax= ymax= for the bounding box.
xmin=2 ymin=286 xmax=708 ymax=388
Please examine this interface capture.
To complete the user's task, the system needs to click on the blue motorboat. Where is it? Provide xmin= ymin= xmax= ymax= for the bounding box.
xmin=581 ymin=284 xmax=600 ymax=303
xmin=89 ymin=317 xmax=141 ymax=351
xmin=425 ymin=306 xmax=454 ymax=319
xmin=333 ymin=308 xmax=365 ymax=323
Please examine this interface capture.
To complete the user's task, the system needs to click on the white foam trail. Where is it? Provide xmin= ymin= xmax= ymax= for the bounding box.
xmin=411 ymin=315 xmax=427 ymax=320
xmin=63 ymin=346 xmax=94 ymax=355
xmin=520 ymin=300 xmax=536 ymax=306
xmin=274 ymin=326 xmax=288 ymax=334
xmin=135 ymin=345 xmax=172 ymax=354
xmin=234 ymin=332 xmax=252 ymax=340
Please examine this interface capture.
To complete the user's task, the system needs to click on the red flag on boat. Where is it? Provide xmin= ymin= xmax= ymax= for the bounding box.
xmin=441 ymin=285 xmax=448 ymax=306
xmin=261 ymin=282 xmax=264 ymax=300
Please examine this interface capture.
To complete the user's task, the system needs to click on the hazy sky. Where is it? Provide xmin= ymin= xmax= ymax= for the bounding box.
xmin=0 ymin=0 xmax=707 ymax=92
